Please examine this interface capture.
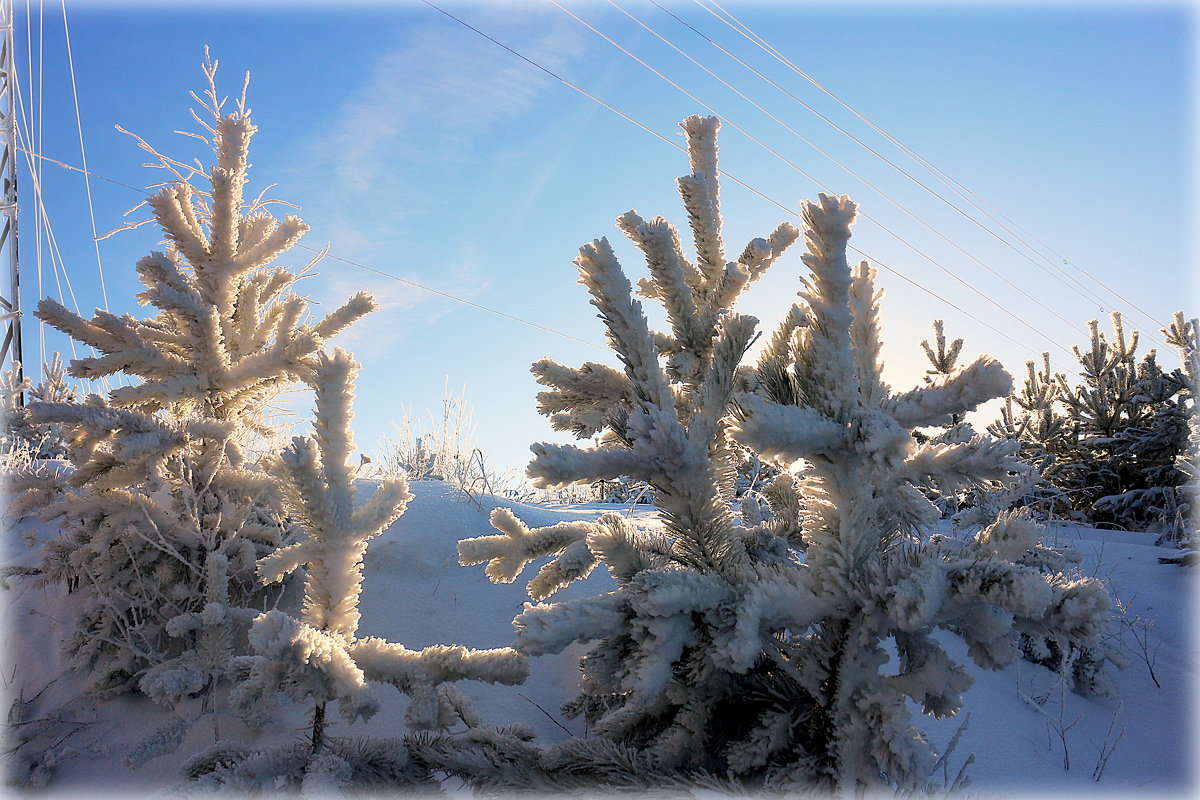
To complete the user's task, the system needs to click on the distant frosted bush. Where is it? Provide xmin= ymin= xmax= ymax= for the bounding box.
xmin=376 ymin=381 xmax=512 ymax=504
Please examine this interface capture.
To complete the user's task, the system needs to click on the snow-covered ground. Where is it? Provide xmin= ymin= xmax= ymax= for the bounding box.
xmin=2 ymin=480 xmax=1195 ymax=796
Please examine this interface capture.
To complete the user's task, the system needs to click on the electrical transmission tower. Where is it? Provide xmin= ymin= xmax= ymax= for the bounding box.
xmin=0 ymin=0 xmax=20 ymax=403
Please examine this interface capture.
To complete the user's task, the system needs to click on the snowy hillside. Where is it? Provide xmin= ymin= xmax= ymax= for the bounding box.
xmin=2 ymin=479 xmax=1192 ymax=795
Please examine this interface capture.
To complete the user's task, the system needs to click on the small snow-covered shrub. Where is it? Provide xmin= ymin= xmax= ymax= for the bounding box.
xmin=378 ymin=382 xmax=475 ymax=482
xmin=207 ymin=349 xmax=528 ymax=788
xmin=242 ymin=350 xmax=527 ymax=734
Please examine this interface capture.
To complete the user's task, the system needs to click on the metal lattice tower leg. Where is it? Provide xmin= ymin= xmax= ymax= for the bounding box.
xmin=0 ymin=0 xmax=20 ymax=403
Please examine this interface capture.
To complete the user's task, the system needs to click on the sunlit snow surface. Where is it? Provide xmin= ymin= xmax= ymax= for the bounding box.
xmin=3 ymin=480 xmax=1193 ymax=796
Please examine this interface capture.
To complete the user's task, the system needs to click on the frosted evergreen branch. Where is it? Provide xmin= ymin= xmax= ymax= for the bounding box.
xmin=574 ymin=238 xmax=673 ymax=411
xmin=34 ymin=297 xmax=126 ymax=355
xmin=691 ymin=314 xmax=757 ymax=448
xmin=457 ymin=507 xmax=595 ymax=597
xmin=620 ymin=215 xmax=704 ymax=352
xmin=235 ymin=214 xmax=309 ymax=273
xmin=677 ymin=115 xmax=725 ymax=282
xmin=618 ymin=209 xmax=705 ymax=295
xmin=586 ymin=513 xmax=674 ymax=580
xmin=350 ymin=478 xmax=412 ymax=539
xmin=717 ymin=222 xmax=801 ymax=310
xmin=513 ymin=593 xmax=627 ymax=656
xmin=349 ymin=639 xmax=529 ymax=689
xmin=208 ymin=116 xmax=255 ymax=267
xmin=148 ymin=184 xmax=211 ymax=269
xmin=531 ymin=358 xmax=632 ymax=439
xmin=526 ymin=442 xmax=656 ymax=489
xmin=255 ymin=541 xmax=313 ymax=585
xmin=309 ymin=291 xmax=378 ymax=342
xmin=890 ymin=356 xmax=1013 ymax=429
xmin=526 ymin=539 xmax=599 ymax=601
xmin=921 ymin=319 xmax=964 ymax=376
xmin=729 ymin=394 xmax=847 ymax=463
xmin=249 ymin=610 xmax=379 ymax=723
xmin=901 ymin=436 xmax=1027 ymax=492
xmin=796 ymin=193 xmax=861 ymax=420
xmin=847 ymin=262 xmax=888 ymax=407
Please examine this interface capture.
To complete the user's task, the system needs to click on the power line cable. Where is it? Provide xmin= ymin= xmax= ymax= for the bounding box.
xmin=294 ymin=245 xmax=607 ymax=352
xmin=18 ymin=0 xmax=44 ymax=376
xmin=11 ymin=9 xmax=110 ymax=393
xmin=14 ymin=120 xmax=95 ymax=389
xmin=696 ymin=0 xmax=1173 ymax=341
xmin=561 ymin=0 xmax=1079 ymax=357
xmin=15 ymin=145 xmax=147 ymax=192
xmin=19 ymin=119 xmax=1044 ymax=369
xmin=60 ymin=0 xmax=109 ymax=312
xmin=16 ymin=1 xmax=1122 ymax=373
xmin=693 ymin=0 xmax=1130 ymax=305
xmin=670 ymin=0 xmax=1171 ymax=349
xmin=423 ymin=0 xmax=1068 ymax=366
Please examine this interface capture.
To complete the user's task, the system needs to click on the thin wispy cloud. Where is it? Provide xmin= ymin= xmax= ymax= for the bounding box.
xmin=304 ymin=8 xmax=584 ymax=206
xmin=282 ymin=7 xmax=584 ymax=331
xmin=306 ymin=250 xmax=491 ymax=361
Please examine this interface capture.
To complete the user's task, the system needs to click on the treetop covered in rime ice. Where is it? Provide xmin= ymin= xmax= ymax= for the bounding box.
xmin=529 ymin=114 xmax=798 ymax=444
xmin=34 ymin=118 xmax=374 ymax=435
xmin=461 ymin=115 xmax=1112 ymax=790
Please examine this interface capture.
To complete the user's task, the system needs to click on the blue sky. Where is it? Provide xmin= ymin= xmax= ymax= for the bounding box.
xmin=11 ymin=0 xmax=1194 ymax=476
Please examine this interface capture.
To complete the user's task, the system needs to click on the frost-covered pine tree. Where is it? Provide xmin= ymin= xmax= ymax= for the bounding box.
xmin=973 ymin=353 xmax=1071 ymax=524
xmin=194 ymin=348 xmax=528 ymax=790
xmin=461 ymin=120 xmax=1110 ymax=791
xmin=1 ymin=354 xmax=78 ymax=461
xmin=1165 ymin=313 xmax=1199 ymax=544
xmin=460 ymin=115 xmax=808 ymax=780
xmin=1093 ymin=349 xmax=1189 ymax=532
xmin=1052 ymin=314 xmax=1153 ymax=524
xmin=1012 ymin=312 xmax=1196 ymax=534
xmin=21 ymin=63 xmax=376 ymax=696
xmin=1107 ymin=312 xmax=1197 ymax=543
xmin=725 ymin=193 xmax=1112 ymax=791
xmin=921 ymin=321 xmax=963 ymax=406
xmin=990 ymin=354 xmax=1068 ymax=467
